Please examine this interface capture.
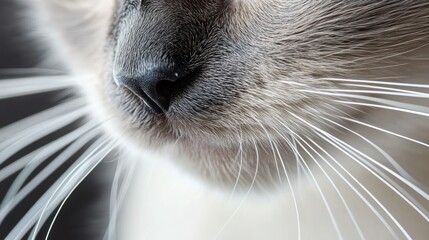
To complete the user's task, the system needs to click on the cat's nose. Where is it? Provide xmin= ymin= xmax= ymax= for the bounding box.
xmin=115 ymin=67 xmax=185 ymax=114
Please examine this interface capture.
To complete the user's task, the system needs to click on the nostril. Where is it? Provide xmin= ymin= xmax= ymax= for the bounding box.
xmin=156 ymin=80 xmax=175 ymax=106
xmin=115 ymin=66 xmax=198 ymax=114
xmin=117 ymin=78 xmax=165 ymax=114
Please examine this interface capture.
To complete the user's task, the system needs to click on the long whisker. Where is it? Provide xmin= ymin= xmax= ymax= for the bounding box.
xmin=288 ymin=113 xmax=413 ymax=239
xmin=0 ymin=130 xmax=102 ymax=216
xmin=229 ymin=129 xmax=244 ymax=200
xmin=318 ymin=115 xmax=427 ymax=198
xmin=303 ymin=134 xmax=400 ymax=240
xmin=313 ymin=89 xmax=429 ymax=99
xmin=322 ymin=77 xmax=429 ymax=89
xmin=0 ymin=121 xmax=100 ymax=215
xmin=30 ymin=137 xmax=114 ymax=240
xmin=0 ymin=75 xmax=77 ymax=99
xmin=0 ymin=68 xmax=63 ymax=75
xmin=43 ymin=141 xmax=117 ymax=240
xmin=0 ymin=118 xmax=94 ymax=183
xmin=0 ymin=99 xmax=83 ymax=140
xmin=296 ymin=136 xmax=365 ymax=240
xmin=337 ymin=83 xmax=429 ymax=95
xmin=272 ymin=118 xmax=361 ymax=240
xmin=298 ymin=90 xmax=429 ymax=117
xmin=0 ymin=105 xmax=89 ymax=166
xmin=336 ymin=100 xmax=429 ymax=117
xmin=289 ymin=135 xmax=344 ymax=240
xmin=326 ymin=131 xmax=429 ymax=217
xmin=214 ymin=136 xmax=259 ymax=240
xmin=271 ymin=140 xmax=301 ymax=240
xmin=341 ymin=116 xmax=429 ymax=149
xmin=3 ymin=137 xmax=113 ymax=240
xmin=253 ymin=117 xmax=282 ymax=183
xmin=105 ymin=154 xmax=136 ymax=240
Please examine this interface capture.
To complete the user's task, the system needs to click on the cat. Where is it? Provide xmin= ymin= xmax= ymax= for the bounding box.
xmin=1 ymin=0 xmax=429 ymax=239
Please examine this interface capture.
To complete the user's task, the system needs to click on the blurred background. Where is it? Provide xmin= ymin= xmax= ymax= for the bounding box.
xmin=0 ymin=1 xmax=113 ymax=239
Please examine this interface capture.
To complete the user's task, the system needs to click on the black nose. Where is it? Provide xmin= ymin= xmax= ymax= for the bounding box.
xmin=115 ymin=67 xmax=186 ymax=114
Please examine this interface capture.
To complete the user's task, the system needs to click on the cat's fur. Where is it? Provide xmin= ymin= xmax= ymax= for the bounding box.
xmin=16 ymin=0 xmax=429 ymax=239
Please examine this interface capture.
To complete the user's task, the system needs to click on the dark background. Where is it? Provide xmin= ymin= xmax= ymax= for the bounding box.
xmin=0 ymin=1 xmax=112 ymax=239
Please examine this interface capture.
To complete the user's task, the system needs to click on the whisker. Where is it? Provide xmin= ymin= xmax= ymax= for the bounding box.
xmin=296 ymin=137 xmax=365 ymax=240
xmin=341 ymin=116 xmax=429 ymax=149
xmin=338 ymin=83 xmax=429 ymax=95
xmin=335 ymin=100 xmax=429 ymax=117
xmin=273 ymin=119 xmax=360 ymax=240
xmin=271 ymin=140 xmax=301 ymax=240
xmin=290 ymin=136 xmax=344 ymax=240
xmin=0 ymin=124 xmax=99 ymax=222
xmin=105 ymin=155 xmax=136 ymax=240
xmin=4 ymin=137 xmax=114 ymax=240
xmin=314 ymin=89 xmax=429 ymax=99
xmin=213 ymin=136 xmax=259 ymax=240
xmin=0 ymin=121 xmax=100 ymax=213
xmin=0 ymin=99 xmax=84 ymax=140
xmin=323 ymin=77 xmax=429 ymax=89
xmin=327 ymin=131 xmax=429 ymax=217
xmin=253 ymin=117 xmax=282 ymax=183
xmin=42 ymin=141 xmax=117 ymax=240
xmin=0 ymin=68 xmax=63 ymax=76
xmin=303 ymin=135 xmax=400 ymax=240
xmin=0 ymin=106 xmax=89 ymax=166
xmin=322 ymin=133 xmax=415 ymax=239
xmin=319 ymin=115 xmax=427 ymax=197
xmin=0 ymin=75 xmax=77 ymax=99
xmin=229 ymin=129 xmax=244 ymax=200
xmin=298 ymin=89 xmax=429 ymax=118
xmin=287 ymin=113 xmax=414 ymax=239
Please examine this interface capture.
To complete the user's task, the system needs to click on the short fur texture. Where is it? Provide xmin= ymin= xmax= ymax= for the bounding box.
xmin=12 ymin=0 xmax=429 ymax=239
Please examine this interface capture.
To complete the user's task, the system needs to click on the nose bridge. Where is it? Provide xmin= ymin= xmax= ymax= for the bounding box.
xmin=113 ymin=19 xmax=173 ymax=75
xmin=113 ymin=1 xmax=220 ymax=76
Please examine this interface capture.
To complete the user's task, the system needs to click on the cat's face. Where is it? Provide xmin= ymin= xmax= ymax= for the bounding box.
xmin=34 ymin=0 xmax=429 ymax=184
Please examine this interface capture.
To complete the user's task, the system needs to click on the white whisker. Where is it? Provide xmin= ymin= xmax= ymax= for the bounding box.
xmin=253 ymin=117 xmax=282 ymax=183
xmin=0 ymin=131 xmax=102 ymax=217
xmin=213 ymin=136 xmax=259 ymax=240
xmin=105 ymin=155 xmax=136 ymax=240
xmin=229 ymin=129 xmax=244 ymax=200
xmin=339 ymin=83 xmax=429 ymax=95
xmin=335 ymin=100 xmax=429 ymax=117
xmin=273 ymin=118 xmax=359 ymax=240
xmin=323 ymin=77 xmax=429 ymax=89
xmin=297 ymin=136 xmax=365 ymax=240
xmin=316 ymin=89 xmax=429 ymax=99
xmin=290 ymin=136 xmax=344 ymax=240
xmin=0 ymin=68 xmax=63 ymax=75
xmin=43 ymin=142 xmax=117 ymax=240
xmin=0 ymin=106 xmax=89 ymax=166
xmin=304 ymin=135 xmax=400 ymax=240
xmin=0 ymin=76 xmax=78 ymax=99
xmin=3 ymin=137 xmax=114 ymax=240
xmin=0 ymin=121 xmax=100 ymax=213
xmin=288 ymin=112 xmax=414 ymax=239
xmin=298 ymin=89 xmax=429 ymax=118
xmin=0 ymin=99 xmax=83 ymax=139
xmin=319 ymin=115 xmax=427 ymax=198
xmin=271 ymin=140 xmax=301 ymax=240
xmin=341 ymin=116 xmax=429 ymax=149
